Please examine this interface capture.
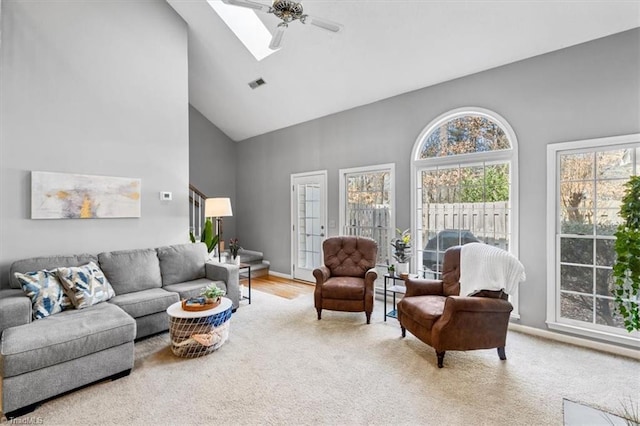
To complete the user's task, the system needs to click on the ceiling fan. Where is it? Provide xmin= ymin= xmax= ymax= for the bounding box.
xmin=221 ymin=0 xmax=343 ymax=49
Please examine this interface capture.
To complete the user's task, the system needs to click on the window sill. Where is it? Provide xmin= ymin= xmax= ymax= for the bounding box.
xmin=546 ymin=321 xmax=640 ymax=348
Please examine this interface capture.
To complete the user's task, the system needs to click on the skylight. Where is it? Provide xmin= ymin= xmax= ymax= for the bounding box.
xmin=207 ymin=0 xmax=276 ymax=61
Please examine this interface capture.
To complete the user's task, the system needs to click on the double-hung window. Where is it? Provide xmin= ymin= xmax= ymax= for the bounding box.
xmin=546 ymin=134 xmax=640 ymax=346
xmin=339 ymin=164 xmax=395 ymax=265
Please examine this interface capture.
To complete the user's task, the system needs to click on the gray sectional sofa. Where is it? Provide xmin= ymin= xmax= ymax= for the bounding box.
xmin=0 ymin=242 xmax=239 ymax=418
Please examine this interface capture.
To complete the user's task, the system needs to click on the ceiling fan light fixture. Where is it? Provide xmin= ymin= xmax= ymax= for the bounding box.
xmin=272 ymin=0 xmax=304 ymax=22
xmin=221 ymin=0 xmax=343 ymax=52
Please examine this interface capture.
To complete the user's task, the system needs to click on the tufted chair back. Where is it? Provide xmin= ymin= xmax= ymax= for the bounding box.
xmin=322 ymin=236 xmax=377 ymax=278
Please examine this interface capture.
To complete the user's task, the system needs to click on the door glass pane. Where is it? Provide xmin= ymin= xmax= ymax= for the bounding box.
xmin=298 ymin=183 xmax=321 ymax=269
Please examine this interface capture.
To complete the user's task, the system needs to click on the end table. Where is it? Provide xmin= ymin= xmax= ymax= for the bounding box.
xmin=239 ymin=263 xmax=252 ymax=304
xmin=383 ymin=274 xmax=406 ymax=321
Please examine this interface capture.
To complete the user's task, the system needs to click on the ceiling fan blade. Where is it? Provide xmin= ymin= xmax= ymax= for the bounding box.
xmin=220 ymin=0 xmax=272 ymax=13
xmin=302 ymin=15 xmax=343 ymax=33
xmin=269 ymin=24 xmax=287 ymax=50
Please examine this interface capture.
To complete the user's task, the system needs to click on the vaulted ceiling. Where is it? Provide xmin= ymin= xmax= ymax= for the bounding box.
xmin=168 ymin=0 xmax=640 ymax=141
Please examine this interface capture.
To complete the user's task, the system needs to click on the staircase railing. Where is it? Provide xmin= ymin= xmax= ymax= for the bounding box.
xmin=189 ymin=184 xmax=208 ymax=239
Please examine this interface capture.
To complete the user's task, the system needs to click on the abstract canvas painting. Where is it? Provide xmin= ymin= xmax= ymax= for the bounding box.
xmin=31 ymin=171 xmax=141 ymax=219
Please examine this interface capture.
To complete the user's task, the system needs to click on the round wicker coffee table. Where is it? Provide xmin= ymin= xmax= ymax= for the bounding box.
xmin=166 ymin=297 xmax=232 ymax=358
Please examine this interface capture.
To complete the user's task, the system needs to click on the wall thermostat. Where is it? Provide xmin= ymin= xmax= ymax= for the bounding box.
xmin=160 ymin=191 xmax=172 ymax=201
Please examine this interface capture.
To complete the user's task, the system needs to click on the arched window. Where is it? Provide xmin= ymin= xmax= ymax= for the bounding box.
xmin=411 ymin=108 xmax=519 ymax=310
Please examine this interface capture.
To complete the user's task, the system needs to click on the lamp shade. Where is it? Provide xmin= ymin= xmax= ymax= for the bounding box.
xmin=205 ymin=197 xmax=233 ymax=218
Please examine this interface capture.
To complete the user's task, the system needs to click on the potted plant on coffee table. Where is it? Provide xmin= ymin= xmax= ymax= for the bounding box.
xmin=201 ymin=284 xmax=226 ymax=306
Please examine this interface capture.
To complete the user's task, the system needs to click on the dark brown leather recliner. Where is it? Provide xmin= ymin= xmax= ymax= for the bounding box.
xmin=313 ymin=236 xmax=378 ymax=324
xmin=397 ymin=246 xmax=513 ymax=368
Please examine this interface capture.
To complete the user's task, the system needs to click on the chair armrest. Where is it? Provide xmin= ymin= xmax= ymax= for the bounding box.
xmin=205 ymin=262 xmax=240 ymax=309
xmin=444 ymin=295 xmax=513 ymax=314
xmin=432 ymin=296 xmax=513 ymax=350
xmin=365 ymin=267 xmax=378 ymax=285
xmin=313 ymin=266 xmax=331 ymax=285
xmin=404 ymin=278 xmax=444 ymax=297
xmin=0 ymin=290 xmax=31 ymax=335
xmin=435 ymin=295 xmax=513 ymax=334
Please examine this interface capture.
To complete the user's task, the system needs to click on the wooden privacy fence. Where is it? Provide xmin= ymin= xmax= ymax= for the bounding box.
xmin=422 ymin=202 xmax=510 ymax=248
xmin=343 ymin=205 xmax=391 ymax=263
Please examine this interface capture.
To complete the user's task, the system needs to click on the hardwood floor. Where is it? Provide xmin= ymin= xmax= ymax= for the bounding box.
xmin=241 ymin=274 xmax=314 ymax=300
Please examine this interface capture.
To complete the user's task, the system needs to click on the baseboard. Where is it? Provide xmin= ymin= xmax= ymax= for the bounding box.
xmin=508 ymin=323 xmax=640 ymax=360
xmin=268 ymin=270 xmax=292 ymax=279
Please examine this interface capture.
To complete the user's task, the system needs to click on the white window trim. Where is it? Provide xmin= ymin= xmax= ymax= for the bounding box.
xmin=411 ymin=107 xmax=520 ymax=317
xmin=546 ymin=133 xmax=640 ymax=347
xmin=339 ymin=163 xmax=396 ymax=263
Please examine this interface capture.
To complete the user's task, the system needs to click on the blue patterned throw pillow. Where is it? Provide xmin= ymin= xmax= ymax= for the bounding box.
xmin=56 ymin=261 xmax=115 ymax=309
xmin=15 ymin=269 xmax=72 ymax=320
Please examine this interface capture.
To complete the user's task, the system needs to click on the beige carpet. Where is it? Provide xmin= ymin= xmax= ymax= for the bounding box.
xmin=16 ymin=290 xmax=640 ymax=425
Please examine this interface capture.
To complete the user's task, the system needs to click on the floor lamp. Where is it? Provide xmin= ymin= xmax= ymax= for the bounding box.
xmin=205 ymin=197 xmax=233 ymax=262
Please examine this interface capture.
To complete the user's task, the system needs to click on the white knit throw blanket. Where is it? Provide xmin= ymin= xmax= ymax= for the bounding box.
xmin=459 ymin=243 xmax=526 ymax=296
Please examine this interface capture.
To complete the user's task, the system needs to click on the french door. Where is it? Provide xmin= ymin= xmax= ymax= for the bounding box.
xmin=291 ymin=171 xmax=327 ymax=282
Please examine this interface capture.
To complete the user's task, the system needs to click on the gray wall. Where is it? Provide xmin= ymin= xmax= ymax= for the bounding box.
xmin=0 ymin=1 xmax=189 ymax=288
xmin=236 ymin=29 xmax=640 ymax=330
xmin=189 ymin=105 xmax=237 ymax=240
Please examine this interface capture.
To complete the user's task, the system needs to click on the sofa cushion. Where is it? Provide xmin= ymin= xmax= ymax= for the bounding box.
xmin=0 ymin=302 xmax=135 ymax=378
xmin=157 ymin=243 xmax=207 ymax=286
xmin=56 ymin=261 xmax=116 ymax=309
xmin=108 ymin=288 xmax=178 ymax=319
xmin=14 ymin=269 xmax=72 ymax=320
xmin=321 ymin=276 xmax=365 ymax=301
xmin=398 ymin=295 xmax=446 ymax=330
xmin=98 ymin=249 xmax=162 ymax=295
xmin=10 ymin=254 xmax=98 ymax=289
xmin=163 ymin=278 xmax=225 ymax=300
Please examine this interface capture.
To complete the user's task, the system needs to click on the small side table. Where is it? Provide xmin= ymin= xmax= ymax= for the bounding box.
xmin=383 ymin=274 xmax=406 ymax=321
xmin=166 ymin=297 xmax=233 ymax=357
xmin=239 ymin=263 xmax=252 ymax=304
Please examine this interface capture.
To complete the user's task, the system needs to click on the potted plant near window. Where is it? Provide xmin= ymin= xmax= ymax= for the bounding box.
xmin=228 ymin=238 xmax=242 ymax=265
xmin=613 ymin=175 xmax=640 ymax=332
xmin=387 ymin=263 xmax=396 ymax=276
xmin=391 ymin=228 xmax=412 ymax=277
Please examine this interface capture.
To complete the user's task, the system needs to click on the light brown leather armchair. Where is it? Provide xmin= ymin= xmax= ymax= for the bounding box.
xmin=313 ymin=236 xmax=378 ymax=324
xmin=397 ymin=246 xmax=513 ymax=368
